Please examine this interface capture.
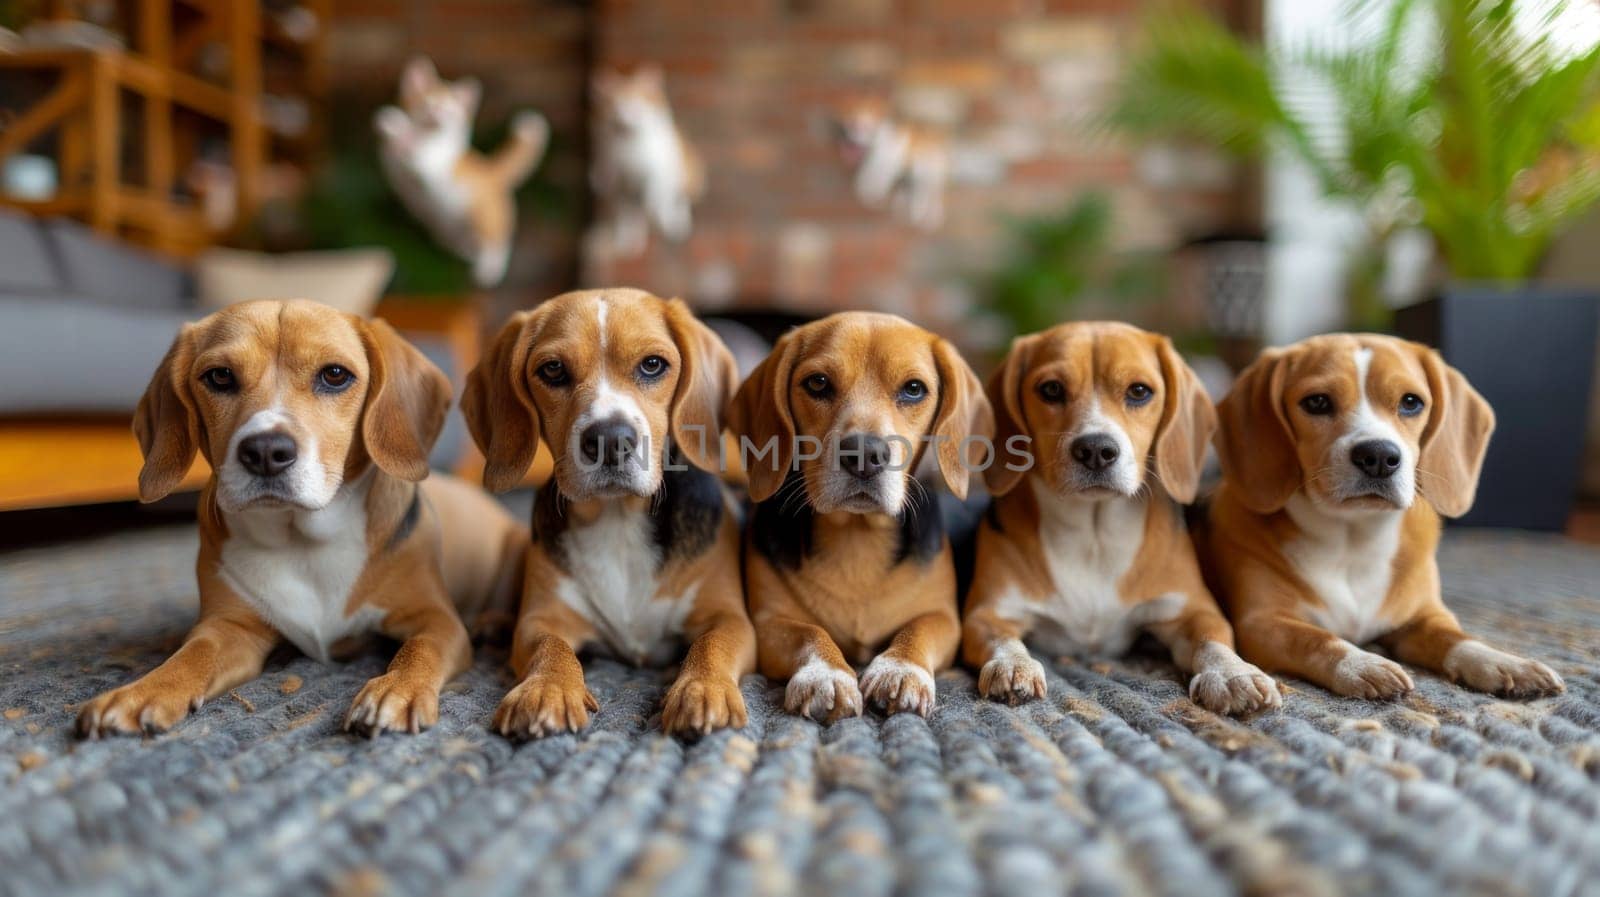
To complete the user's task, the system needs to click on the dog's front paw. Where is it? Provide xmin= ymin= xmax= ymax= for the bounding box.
xmin=1445 ymin=641 xmax=1565 ymax=698
xmin=1188 ymin=642 xmax=1281 ymax=715
xmin=1330 ymin=648 xmax=1414 ymax=700
xmin=1190 ymin=665 xmax=1281 ymax=715
xmin=493 ymin=674 xmax=597 ymax=740
xmin=661 ymin=674 xmax=747 ymax=737
xmin=784 ymin=658 xmax=862 ymax=723
xmin=859 ymin=655 xmax=937 ymax=717
xmin=977 ymin=642 xmax=1047 ymax=705
xmin=76 ymin=679 xmax=202 ymax=738
xmin=345 ymin=673 xmax=439 ymax=737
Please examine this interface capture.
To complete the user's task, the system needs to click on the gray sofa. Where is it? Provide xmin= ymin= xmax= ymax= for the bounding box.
xmin=0 ymin=208 xmax=465 ymax=469
xmin=0 ymin=208 xmax=200 ymax=415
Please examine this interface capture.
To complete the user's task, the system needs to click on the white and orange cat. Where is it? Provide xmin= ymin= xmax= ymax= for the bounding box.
xmin=375 ymin=57 xmax=548 ymax=287
xmin=591 ymin=66 xmax=705 ymax=254
xmin=831 ymin=99 xmax=949 ymax=231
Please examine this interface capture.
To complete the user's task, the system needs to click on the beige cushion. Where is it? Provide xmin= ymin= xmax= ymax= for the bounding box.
xmin=194 ymin=248 xmax=394 ymax=316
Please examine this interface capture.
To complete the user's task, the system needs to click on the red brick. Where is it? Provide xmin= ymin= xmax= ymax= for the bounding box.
xmin=330 ymin=0 xmax=1251 ymax=314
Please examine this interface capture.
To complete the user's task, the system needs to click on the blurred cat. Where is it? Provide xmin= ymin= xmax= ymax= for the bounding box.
xmin=830 ymin=99 xmax=949 ymax=230
xmin=591 ymin=66 xmax=705 ymax=255
xmin=375 ymin=57 xmax=548 ymax=287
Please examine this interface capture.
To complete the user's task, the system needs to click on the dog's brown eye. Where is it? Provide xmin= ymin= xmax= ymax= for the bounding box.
xmin=537 ymin=360 xmax=569 ymax=386
xmin=802 ymin=373 xmax=832 ymax=399
xmin=317 ymin=365 xmax=354 ymax=393
xmin=200 ymin=367 xmax=236 ymax=393
xmin=898 ymin=379 xmax=927 ymax=403
xmin=1126 ymin=382 xmax=1153 ymax=406
xmin=637 ymin=355 xmax=668 ymax=380
xmin=1399 ymin=393 xmax=1425 ymax=417
xmin=1036 ymin=380 xmax=1065 ymax=403
xmin=1300 ymin=393 xmax=1334 ymax=416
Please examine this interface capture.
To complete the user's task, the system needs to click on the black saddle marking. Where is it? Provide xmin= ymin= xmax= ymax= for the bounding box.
xmin=530 ymin=447 xmax=724 ymax=571
xmin=650 ymin=449 xmax=724 ymax=565
xmin=385 ymin=486 xmax=422 ymax=553
xmin=750 ymin=472 xmax=945 ymax=571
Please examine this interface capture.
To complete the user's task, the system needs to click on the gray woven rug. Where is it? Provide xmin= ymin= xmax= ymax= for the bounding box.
xmin=1 ymin=524 xmax=1598 ymax=897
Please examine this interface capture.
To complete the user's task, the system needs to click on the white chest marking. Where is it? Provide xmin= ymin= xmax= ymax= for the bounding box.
xmin=1002 ymin=484 xmax=1182 ymax=655
xmin=553 ymin=502 xmax=695 ymax=665
xmin=217 ymin=474 xmax=384 ymax=662
xmin=1283 ymin=493 xmax=1403 ymax=643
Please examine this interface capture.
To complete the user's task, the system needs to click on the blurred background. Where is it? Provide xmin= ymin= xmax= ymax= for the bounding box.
xmin=2 ymin=0 xmax=1600 ymax=537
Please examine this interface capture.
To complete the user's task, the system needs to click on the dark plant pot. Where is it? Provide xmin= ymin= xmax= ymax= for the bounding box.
xmin=1178 ymin=235 xmax=1267 ymax=373
xmin=1394 ymin=284 xmax=1599 ymax=530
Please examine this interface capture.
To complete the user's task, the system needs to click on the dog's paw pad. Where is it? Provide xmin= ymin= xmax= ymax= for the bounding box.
xmin=785 ymin=659 xmax=862 ymax=723
xmin=1446 ymin=641 xmax=1564 ymax=699
xmin=1332 ymin=649 xmax=1414 ymax=700
xmin=1190 ymin=665 xmax=1281 ymax=715
xmin=76 ymin=682 xmax=198 ymax=739
xmin=493 ymin=675 xmax=597 ymax=740
xmin=977 ymin=646 xmax=1047 ymax=705
xmin=345 ymin=673 xmax=440 ymax=737
xmin=661 ymin=674 xmax=746 ymax=737
xmin=859 ymin=655 xmax=937 ymax=717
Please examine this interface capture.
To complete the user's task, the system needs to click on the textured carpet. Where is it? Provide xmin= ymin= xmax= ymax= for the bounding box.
xmin=1 ymin=526 xmax=1598 ymax=897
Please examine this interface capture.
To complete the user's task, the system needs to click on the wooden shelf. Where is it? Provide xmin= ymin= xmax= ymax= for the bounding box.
xmin=0 ymin=420 xmax=211 ymax=511
xmin=0 ymin=0 xmax=269 ymax=255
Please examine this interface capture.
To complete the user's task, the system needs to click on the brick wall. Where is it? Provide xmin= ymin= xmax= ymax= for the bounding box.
xmin=326 ymin=1 xmax=1255 ymax=344
xmin=586 ymin=0 xmax=1256 ymax=344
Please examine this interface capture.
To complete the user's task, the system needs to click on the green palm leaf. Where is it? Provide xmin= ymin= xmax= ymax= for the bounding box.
xmin=1111 ymin=0 xmax=1600 ymax=282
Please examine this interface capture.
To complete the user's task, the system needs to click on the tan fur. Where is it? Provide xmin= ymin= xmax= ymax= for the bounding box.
xmin=1199 ymin=333 xmax=1563 ymax=700
xmin=461 ymin=289 xmax=753 ymax=739
xmin=79 ymin=300 xmax=525 ymax=739
xmin=963 ymin=323 xmax=1280 ymax=716
xmin=729 ymin=313 xmax=991 ymax=720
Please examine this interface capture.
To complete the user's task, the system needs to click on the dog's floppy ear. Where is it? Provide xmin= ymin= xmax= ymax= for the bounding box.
xmin=1415 ymin=345 xmax=1494 ymax=517
xmin=1152 ymin=335 xmax=1217 ymax=504
xmin=360 ymin=318 xmax=452 ymax=483
xmin=664 ymin=298 xmax=737 ymax=473
xmin=931 ymin=337 xmax=993 ymax=500
xmin=727 ymin=329 xmax=800 ymax=502
xmin=983 ymin=333 xmax=1036 ymax=497
xmin=461 ymin=310 xmax=540 ymax=493
xmin=1215 ymin=348 xmax=1298 ymax=514
xmin=134 ymin=325 xmax=201 ymax=503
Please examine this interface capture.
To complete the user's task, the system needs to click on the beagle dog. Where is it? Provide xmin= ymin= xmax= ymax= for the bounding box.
xmin=78 ymin=299 xmax=526 ymax=739
xmin=1198 ymin=333 xmax=1564 ymax=700
xmin=462 ymin=288 xmax=755 ymax=739
xmin=962 ymin=323 xmax=1281 ymax=715
xmin=729 ymin=312 xmax=992 ymax=721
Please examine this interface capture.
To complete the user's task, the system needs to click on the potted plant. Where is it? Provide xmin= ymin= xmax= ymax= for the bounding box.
xmin=1110 ymin=0 xmax=1600 ymax=529
xmin=975 ymin=192 xmax=1163 ymax=346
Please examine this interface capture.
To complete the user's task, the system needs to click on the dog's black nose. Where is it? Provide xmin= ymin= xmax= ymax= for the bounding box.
xmin=579 ymin=419 xmax=638 ymax=468
xmin=237 ymin=431 xmax=297 ymax=478
xmin=839 ymin=433 xmax=890 ymax=481
xmin=1070 ymin=433 xmax=1120 ymax=472
xmin=1350 ymin=439 xmax=1403 ymax=479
